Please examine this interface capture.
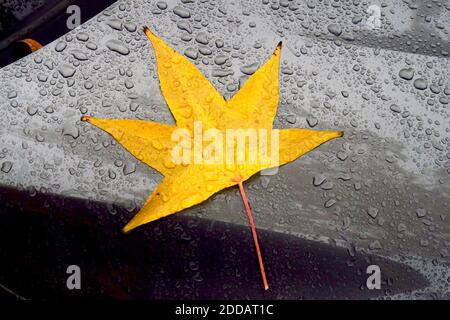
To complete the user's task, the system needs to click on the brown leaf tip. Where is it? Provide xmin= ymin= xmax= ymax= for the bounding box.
xmin=338 ymin=131 xmax=344 ymax=137
xmin=273 ymin=41 xmax=282 ymax=55
xmin=80 ymin=115 xmax=91 ymax=122
xmin=143 ymin=26 xmax=151 ymax=35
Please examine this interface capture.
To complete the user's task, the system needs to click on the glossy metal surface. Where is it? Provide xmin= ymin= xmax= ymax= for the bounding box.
xmin=0 ymin=0 xmax=449 ymax=299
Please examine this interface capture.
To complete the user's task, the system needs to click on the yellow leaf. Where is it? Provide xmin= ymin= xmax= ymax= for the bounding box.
xmin=226 ymin=42 xmax=281 ymax=129
xmin=81 ymin=117 xmax=178 ymax=176
xmin=82 ymin=27 xmax=343 ymax=233
xmin=143 ymin=27 xmax=225 ymax=131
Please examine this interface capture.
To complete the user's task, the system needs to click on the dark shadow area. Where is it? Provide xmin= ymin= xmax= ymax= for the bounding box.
xmin=0 ymin=0 xmax=118 ymax=67
xmin=0 ymin=186 xmax=428 ymax=300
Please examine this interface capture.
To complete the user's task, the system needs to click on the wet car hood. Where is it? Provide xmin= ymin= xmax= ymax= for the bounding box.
xmin=0 ymin=0 xmax=449 ymax=299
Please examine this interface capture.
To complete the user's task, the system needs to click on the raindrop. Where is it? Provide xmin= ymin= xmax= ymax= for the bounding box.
xmin=71 ymin=50 xmax=88 ymax=61
xmin=157 ymin=1 xmax=168 ymax=10
xmin=173 ymin=6 xmax=191 ymax=18
xmin=321 ymin=181 xmax=333 ymax=190
xmin=413 ymin=78 xmax=428 ymax=90
xmin=27 ymin=105 xmax=38 ymax=116
xmin=240 ymin=63 xmax=259 ymax=75
xmin=337 ymin=152 xmax=348 ymax=161
xmin=76 ymin=32 xmax=89 ymax=42
xmin=106 ymin=19 xmax=123 ymax=31
xmin=35 ymin=133 xmax=45 ymax=142
xmin=1 ymin=161 xmax=12 ymax=173
xmin=86 ymin=42 xmax=98 ymax=50
xmin=212 ymin=69 xmax=233 ymax=77
xmin=214 ymin=55 xmax=228 ymax=65
xmin=313 ymin=174 xmax=326 ymax=186
xmin=324 ymin=198 xmax=336 ymax=208
xmin=177 ymin=21 xmax=192 ymax=33
xmin=55 ymin=41 xmax=67 ymax=52
xmin=58 ymin=64 xmax=76 ymax=78
xmin=352 ymin=16 xmax=363 ymax=24
xmin=37 ymin=74 xmax=48 ymax=82
xmin=367 ymin=206 xmax=379 ymax=219
xmin=124 ymin=22 xmax=137 ymax=32
xmin=108 ymin=169 xmax=116 ymax=179
xmin=327 ymin=24 xmax=342 ymax=36
xmin=286 ymin=114 xmax=296 ymax=124
xmin=129 ymin=101 xmax=140 ymax=112
xmin=7 ymin=91 xmax=17 ymax=99
xmin=215 ymin=39 xmax=224 ymax=48
xmin=416 ymin=208 xmax=427 ymax=218
xmin=106 ymin=39 xmax=130 ymax=55
xmin=84 ymin=81 xmax=94 ymax=89
xmin=195 ymin=32 xmax=209 ymax=45
xmin=184 ymin=47 xmax=198 ymax=60
xmin=306 ymin=116 xmax=318 ymax=127
xmin=281 ymin=67 xmax=293 ymax=75
xmin=123 ymin=161 xmax=136 ymax=175
xmin=369 ymin=240 xmax=382 ymax=250
xmin=124 ymin=80 xmax=134 ymax=89
xmin=399 ymin=68 xmax=415 ymax=80
xmin=390 ymin=104 xmax=401 ymax=113
xmin=63 ymin=123 xmax=80 ymax=139
xmin=199 ymin=46 xmax=212 ymax=55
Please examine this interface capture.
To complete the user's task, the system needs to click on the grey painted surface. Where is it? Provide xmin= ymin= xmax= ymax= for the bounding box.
xmin=0 ymin=0 xmax=449 ymax=298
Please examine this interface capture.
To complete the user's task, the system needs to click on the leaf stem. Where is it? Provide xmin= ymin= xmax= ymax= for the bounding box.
xmin=237 ymin=181 xmax=269 ymax=290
